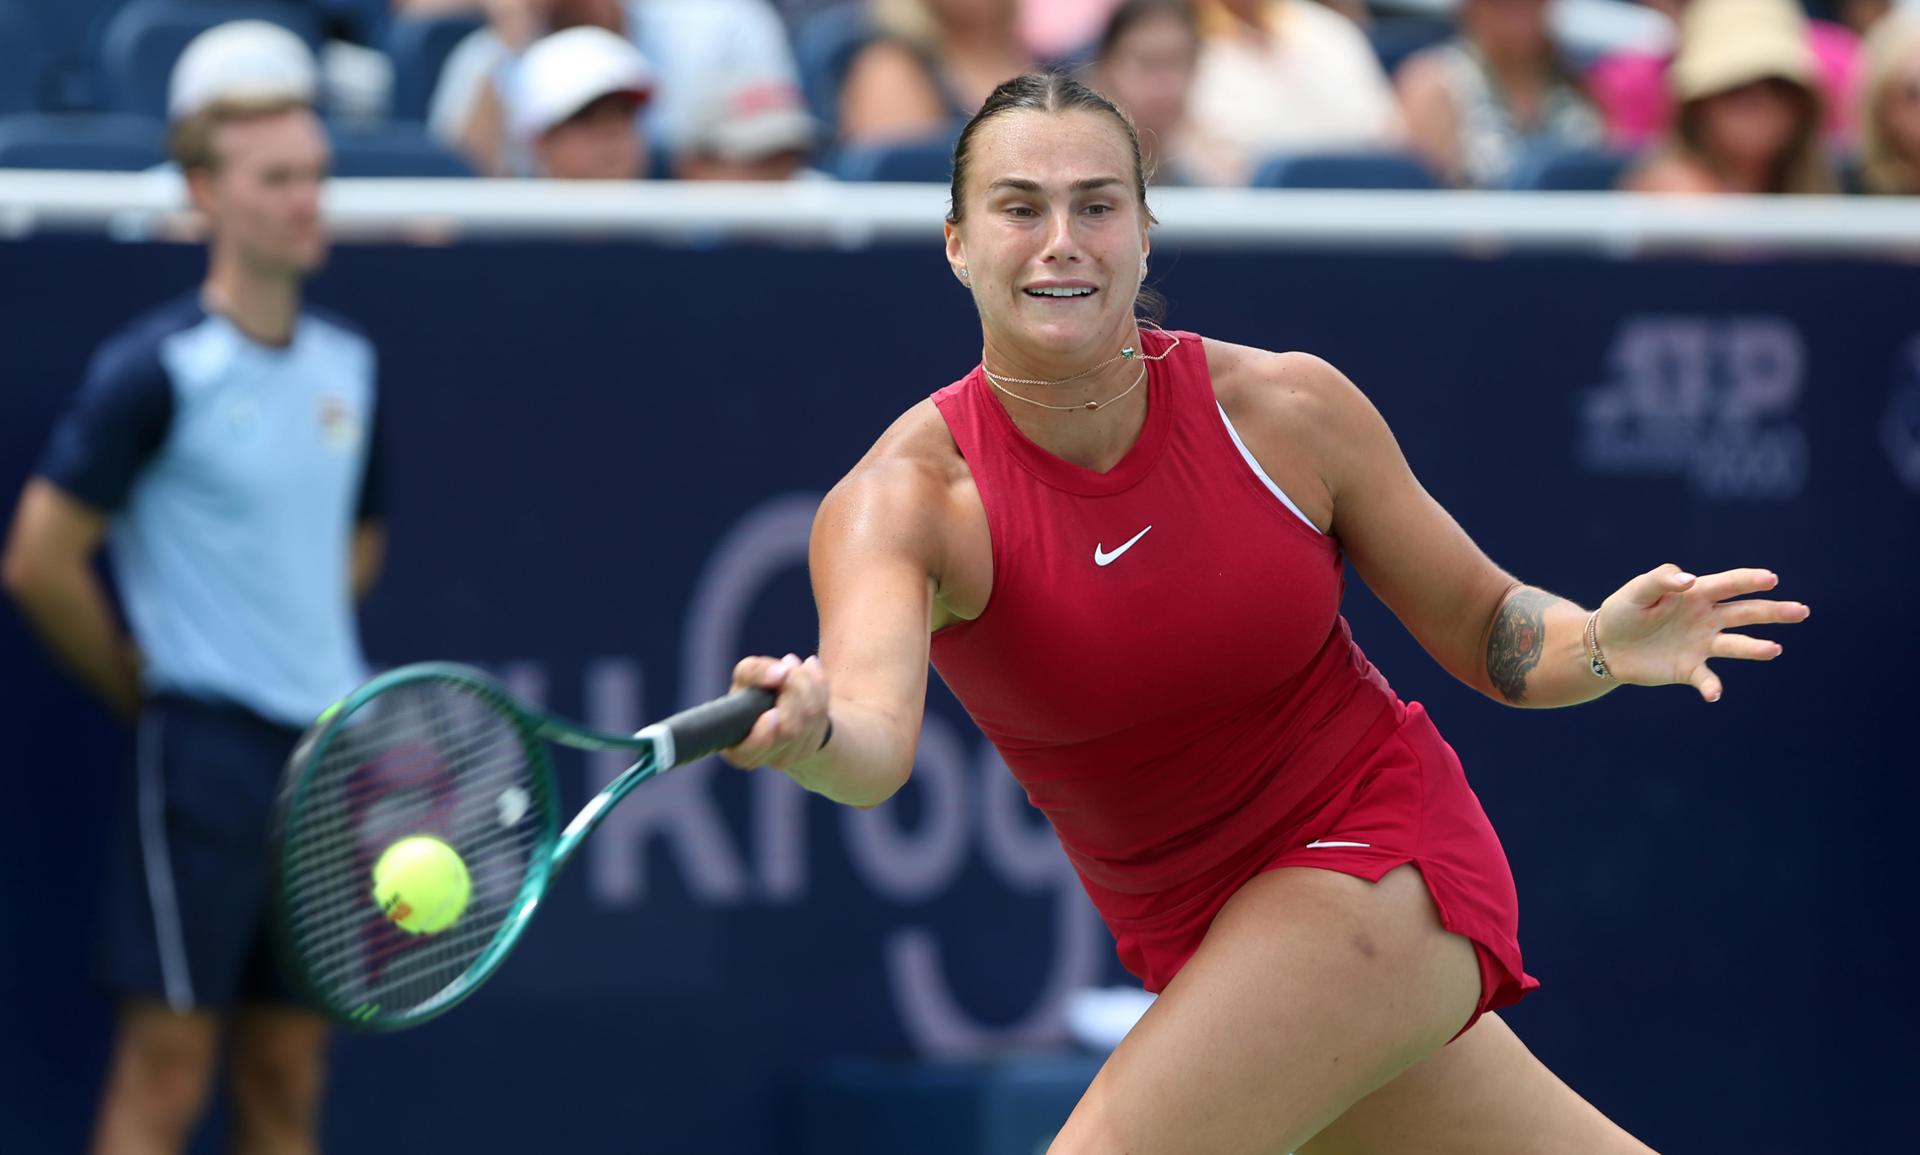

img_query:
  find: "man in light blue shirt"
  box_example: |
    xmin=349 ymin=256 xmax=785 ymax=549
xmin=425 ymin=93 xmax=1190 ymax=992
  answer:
xmin=2 ymin=79 xmax=383 ymax=1155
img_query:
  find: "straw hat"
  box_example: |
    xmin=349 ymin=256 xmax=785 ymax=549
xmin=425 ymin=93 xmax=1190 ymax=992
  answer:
xmin=1670 ymin=0 xmax=1817 ymax=104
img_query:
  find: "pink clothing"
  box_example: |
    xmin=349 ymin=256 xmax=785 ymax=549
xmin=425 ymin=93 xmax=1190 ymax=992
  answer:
xmin=1588 ymin=20 xmax=1862 ymax=148
xmin=1019 ymin=0 xmax=1124 ymax=59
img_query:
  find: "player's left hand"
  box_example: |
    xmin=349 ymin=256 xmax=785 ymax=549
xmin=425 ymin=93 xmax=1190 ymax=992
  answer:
xmin=1595 ymin=563 xmax=1811 ymax=702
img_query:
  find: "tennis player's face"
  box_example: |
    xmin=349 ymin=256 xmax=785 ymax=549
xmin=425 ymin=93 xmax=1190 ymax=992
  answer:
xmin=946 ymin=109 xmax=1149 ymax=361
xmin=205 ymin=108 xmax=330 ymax=277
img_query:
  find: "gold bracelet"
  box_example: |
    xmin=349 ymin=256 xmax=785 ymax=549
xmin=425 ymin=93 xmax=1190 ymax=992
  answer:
xmin=1584 ymin=609 xmax=1612 ymax=679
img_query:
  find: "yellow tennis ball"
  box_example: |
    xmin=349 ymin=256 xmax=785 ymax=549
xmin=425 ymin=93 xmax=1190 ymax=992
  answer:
xmin=371 ymin=835 xmax=471 ymax=935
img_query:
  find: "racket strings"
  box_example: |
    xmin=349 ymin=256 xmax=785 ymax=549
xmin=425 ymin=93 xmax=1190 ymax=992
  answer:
xmin=278 ymin=680 xmax=552 ymax=1018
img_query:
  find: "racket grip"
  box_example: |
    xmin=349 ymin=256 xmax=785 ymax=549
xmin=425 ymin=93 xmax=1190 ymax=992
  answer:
xmin=653 ymin=687 xmax=777 ymax=769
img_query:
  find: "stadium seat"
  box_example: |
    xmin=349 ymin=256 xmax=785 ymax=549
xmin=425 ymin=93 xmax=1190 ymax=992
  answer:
xmin=1251 ymin=152 xmax=1439 ymax=190
xmin=0 ymin=1 xmax=45 ymax=113
xmin=833 ymin=131 xmax=962 ymax=183
xmin=319 ymin=0 xmax=388 ymax=46
xmin=0 ymin=113 xmax=165 ymax=170
xmin=793 ymin=5 xmax=874 ymax=139
xmin=329 ymin=123 xmax=474 ymax=177
xmin=96 ymin=0 xmax=324 ymax=117
xmin=28 ymin=0 xmax=126 ymax=109
xmin=386 ymin=14 xmax=487 ymax=123
xmin=1503 ymin=146 xmax=1638 ymax=191
xmin=1366 ymin=16 xmax=1454 ymax=79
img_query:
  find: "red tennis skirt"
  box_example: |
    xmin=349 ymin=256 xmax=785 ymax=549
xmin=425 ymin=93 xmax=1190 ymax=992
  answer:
xmin=1090 ymin=702 xmax=1538 ymax=1038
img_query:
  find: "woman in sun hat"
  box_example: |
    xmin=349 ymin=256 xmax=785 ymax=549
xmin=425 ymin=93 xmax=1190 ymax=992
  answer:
xmin=1626 ymin=0 xmax=1837 ymax=193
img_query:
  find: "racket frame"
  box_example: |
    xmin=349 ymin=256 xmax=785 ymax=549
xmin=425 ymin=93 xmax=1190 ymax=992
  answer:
xmin=271 ymin=661 xmax=720 ymax=1031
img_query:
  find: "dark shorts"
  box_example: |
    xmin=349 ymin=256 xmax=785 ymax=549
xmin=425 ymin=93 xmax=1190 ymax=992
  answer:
xmin=96 ymin=694 xmax=307 ymax=1012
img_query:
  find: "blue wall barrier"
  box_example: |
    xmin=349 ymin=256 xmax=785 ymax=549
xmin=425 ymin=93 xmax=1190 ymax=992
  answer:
xmin=1 ymin=236 xmax=1914 ymax=1153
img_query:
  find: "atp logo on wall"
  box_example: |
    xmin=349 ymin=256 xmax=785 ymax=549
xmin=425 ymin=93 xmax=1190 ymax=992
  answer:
xmin=1579 ymin=316 xmax=1809 ymax=499
xmin=1881 ymin=336 xmax=1920 ymax=495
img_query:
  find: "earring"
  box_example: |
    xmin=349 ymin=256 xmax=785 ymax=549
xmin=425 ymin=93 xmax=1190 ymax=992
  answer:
xmin=957 ymin=267 xmax=971 ymax=283
xmin=1140 ymin=260 xmax=1149 ymax=278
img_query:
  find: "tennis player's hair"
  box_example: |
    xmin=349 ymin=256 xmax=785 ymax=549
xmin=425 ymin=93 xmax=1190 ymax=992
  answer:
xmin=947 ymin=72 xmax=1166 ymax=321
xmin=169 ymin=94 xmax=311 ymax=173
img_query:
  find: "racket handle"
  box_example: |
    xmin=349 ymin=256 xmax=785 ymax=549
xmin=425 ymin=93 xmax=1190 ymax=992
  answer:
xmin=645 ymin=687 xmax=778 ymax=769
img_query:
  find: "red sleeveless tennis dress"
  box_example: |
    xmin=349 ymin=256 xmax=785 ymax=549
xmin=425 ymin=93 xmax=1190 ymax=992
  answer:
xmin=928 ymin=328 xmax=1537 ymax=1030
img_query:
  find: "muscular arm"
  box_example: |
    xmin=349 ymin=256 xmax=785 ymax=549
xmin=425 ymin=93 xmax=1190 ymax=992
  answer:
xmin=1479 ymin=584 xmax=1617 ymax=707
xmin=726 ymin=428 xmax=957 ymax=806
xmin=1 ymin=479 xmax=141 ymax=720
xmin=1222 ymin=348 xmax=1619 ymax=708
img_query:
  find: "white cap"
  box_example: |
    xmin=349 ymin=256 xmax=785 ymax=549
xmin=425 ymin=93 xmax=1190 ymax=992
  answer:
xmin=509 ymin=27 xmax=654 ymax=140
xmin=680 ymin=74 xmax=816 ymax=163
xmin=167 ymin=20 xmax=318 ymax=122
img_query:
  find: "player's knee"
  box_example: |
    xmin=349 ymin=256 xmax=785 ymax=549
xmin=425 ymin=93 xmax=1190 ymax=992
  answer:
xmin=230 ymin=1033 xmax=327 ymax=1123
xmin=115 ymin=1024 xmax=217 ymax=1121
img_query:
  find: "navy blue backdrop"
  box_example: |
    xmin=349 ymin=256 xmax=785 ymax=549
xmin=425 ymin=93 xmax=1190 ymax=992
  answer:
xmin=1 ymin=235 xmax=1915 ymax=1152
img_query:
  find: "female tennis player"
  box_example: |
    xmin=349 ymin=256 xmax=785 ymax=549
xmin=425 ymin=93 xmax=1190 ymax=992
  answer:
xmin=723 ymin=73 xmax=1808 ymax=1154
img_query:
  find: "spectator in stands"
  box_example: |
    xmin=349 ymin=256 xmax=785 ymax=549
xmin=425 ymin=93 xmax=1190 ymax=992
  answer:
xmin=1090 ymin=0 xmax=1201 ymax=185
xmin=1177 ymin=0 xmax=1403 ymax=186
xmin=510 ymin=26 xmax=655 ymax=179
xmin=674 ymin=69 xmax=819 ymax=180
xmin=633 ymin=0 xmax=811 ymax=161
xmin=1395 ymin=0 xmax=1605 ymax=188
xmin=1836 ymin=0 xmax=1895 ymax=38
xmin=1859 ymin=12 xmax=1920 ymax=193
xmin=430 ymin=0 xmax=804 ymax=174
xmin=1588 ymin=0 xmax=1862 ymax=149
xmin=1021 ymin=0 xmax=1127 ymax=60
xmin=431 ymin=0 xmax=626 ymax=175
xmin=1625 ymin=0 xmax=1835 ymax=194
xmin=171 ymin=20 xmax=320 ymax=123
xmin=838 ymin=0 xmax=1039 ymax=145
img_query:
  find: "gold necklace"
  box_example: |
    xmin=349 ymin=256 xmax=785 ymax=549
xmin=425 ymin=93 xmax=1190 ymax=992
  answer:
xmin=980 ymin=327 xmax=1179 ymax=413
xmin=987 ymin=359 xmax=1147 ymax=412
xmin=982 ymin=345 xmax=1137 ymax=388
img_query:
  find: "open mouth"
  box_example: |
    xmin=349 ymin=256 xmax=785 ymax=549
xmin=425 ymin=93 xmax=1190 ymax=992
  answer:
xmin=1024 ymin=286 xmax=1098 ymax=300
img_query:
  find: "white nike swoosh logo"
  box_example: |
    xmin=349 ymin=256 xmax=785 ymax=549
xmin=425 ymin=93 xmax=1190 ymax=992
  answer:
xmin=1094 ymin=525 xmax=1152 ymax=567
xmin=1304 ymin=840 xmax=1371 ymax=849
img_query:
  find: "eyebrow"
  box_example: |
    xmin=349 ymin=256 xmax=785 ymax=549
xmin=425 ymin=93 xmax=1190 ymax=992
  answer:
xmin=986 ymin=177 xmax=1126 ymax=194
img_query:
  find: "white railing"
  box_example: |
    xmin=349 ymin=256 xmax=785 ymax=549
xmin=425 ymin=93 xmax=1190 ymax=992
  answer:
xmin=3 ymin=170 xmax=1919 ymax=255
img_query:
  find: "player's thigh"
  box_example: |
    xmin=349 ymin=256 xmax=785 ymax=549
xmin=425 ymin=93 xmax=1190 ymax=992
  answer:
xmin=1298 ymin=1012 xmax=1658 ymax=1155
xmin=1049 ymin=864 xmax=1481 ymax=1155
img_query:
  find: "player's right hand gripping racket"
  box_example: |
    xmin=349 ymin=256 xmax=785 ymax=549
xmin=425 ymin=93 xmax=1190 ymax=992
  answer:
xmin=269 ymin=662 xmax=773 ymax=1031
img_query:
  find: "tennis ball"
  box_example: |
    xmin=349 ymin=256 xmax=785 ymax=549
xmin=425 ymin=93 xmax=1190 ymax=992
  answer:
xmin=371 ymin=835 xmax=471 ymax=935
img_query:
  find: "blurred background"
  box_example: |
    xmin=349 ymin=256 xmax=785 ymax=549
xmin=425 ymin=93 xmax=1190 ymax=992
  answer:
xmin=2 ymin=0 xmax=1918 ymax=1152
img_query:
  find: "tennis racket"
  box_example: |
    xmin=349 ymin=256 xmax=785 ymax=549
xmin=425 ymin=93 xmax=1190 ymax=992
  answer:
xmin=269 ymin=661 xmax=773 ymax=1031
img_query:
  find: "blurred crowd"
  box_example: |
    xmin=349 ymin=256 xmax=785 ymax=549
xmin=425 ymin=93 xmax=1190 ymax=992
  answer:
xmin=4 ymin=0 xmax=1920 ymax=193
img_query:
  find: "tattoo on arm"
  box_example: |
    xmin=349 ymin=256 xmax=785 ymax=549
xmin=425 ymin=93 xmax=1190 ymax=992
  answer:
xmin=1486 ymin=587 xmax=1562 ymax=704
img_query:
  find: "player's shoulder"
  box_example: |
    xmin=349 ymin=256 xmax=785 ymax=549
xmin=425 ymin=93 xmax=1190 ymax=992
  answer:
xmin=1204 ymin=338 xmax=1360 ymax=414
xmin=300 ymin=304 xmax=376 ymax=355
xmin=83 ymin=293 xmax=210 ymax=396
xmin=837 ymin=398 xmax=963 ymax=499
xmin=818 ymin=399 xmax=965 ymax=546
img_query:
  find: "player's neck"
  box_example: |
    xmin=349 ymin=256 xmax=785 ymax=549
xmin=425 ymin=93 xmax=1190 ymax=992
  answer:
xmin=203 ymin=255 xmax=301 ymax=348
